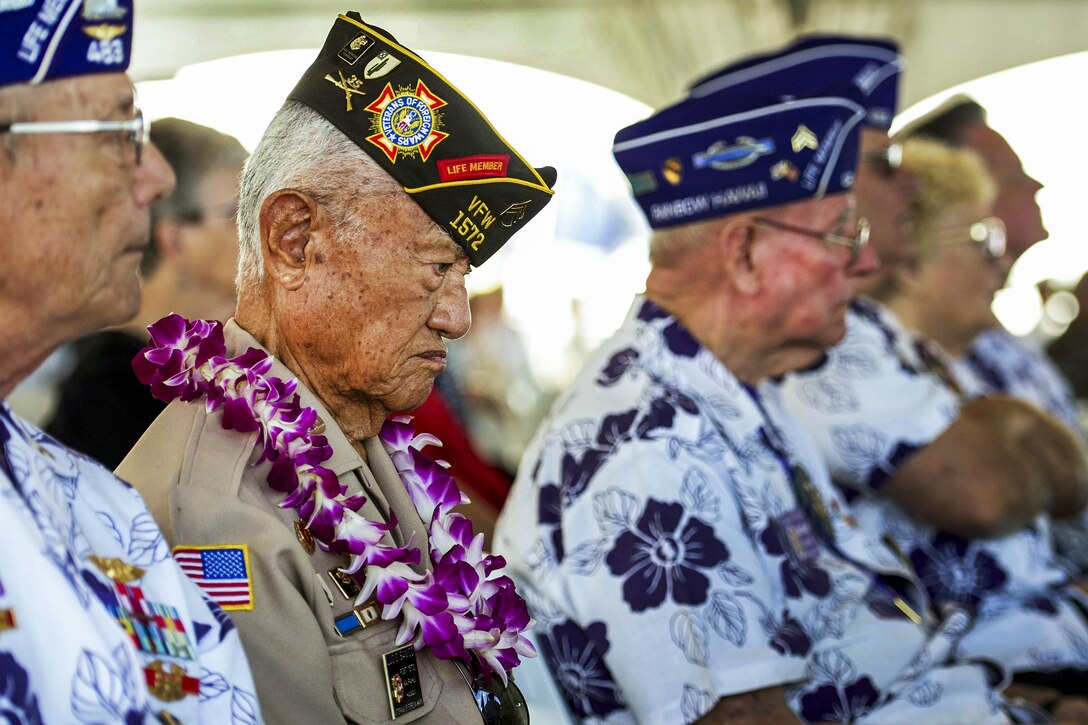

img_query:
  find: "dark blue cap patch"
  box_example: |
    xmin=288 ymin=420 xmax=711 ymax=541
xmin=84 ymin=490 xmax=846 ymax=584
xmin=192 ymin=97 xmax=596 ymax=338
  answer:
xmin=689 ymin=35 xmax=902 ymax=131
xmin=613 ymin=91 xmax=866 ymax=229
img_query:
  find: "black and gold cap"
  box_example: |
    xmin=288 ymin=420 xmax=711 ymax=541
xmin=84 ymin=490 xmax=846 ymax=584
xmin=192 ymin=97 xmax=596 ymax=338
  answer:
xmin=289 ymin=12 xmax=557 ymax=266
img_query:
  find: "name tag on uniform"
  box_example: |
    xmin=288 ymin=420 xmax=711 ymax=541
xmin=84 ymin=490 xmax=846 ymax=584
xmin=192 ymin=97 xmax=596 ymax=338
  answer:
xmin=382 ymin=644 xmax=424 ymax=718
xmin=779 ymin=509 xmax=820 ymax=564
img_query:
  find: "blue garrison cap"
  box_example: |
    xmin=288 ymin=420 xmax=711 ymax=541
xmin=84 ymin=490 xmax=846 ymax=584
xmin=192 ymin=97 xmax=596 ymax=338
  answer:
xmin=689 ymin=35 xmax=902 ymax=131
xmin=1 ymin=0 xmax=133 ymax=88
xmin=613 ymin=88 xmax=866 ymax=229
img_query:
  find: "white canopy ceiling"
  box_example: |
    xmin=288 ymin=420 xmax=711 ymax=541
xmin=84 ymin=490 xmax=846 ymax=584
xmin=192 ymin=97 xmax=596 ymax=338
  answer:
xmin=132 ymin=0 xmax=1088 ymax=109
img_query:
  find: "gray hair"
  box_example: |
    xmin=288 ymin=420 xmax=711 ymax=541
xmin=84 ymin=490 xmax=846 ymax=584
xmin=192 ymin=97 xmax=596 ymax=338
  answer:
xmin=648 ymin=216 xmax=728 ymax=266
xmin=235 ymin=100 xmax=403 ymax=293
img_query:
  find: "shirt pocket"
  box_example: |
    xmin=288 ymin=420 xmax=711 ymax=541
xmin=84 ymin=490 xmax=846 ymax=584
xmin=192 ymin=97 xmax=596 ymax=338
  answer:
xmin=328 ymin=618 xmax=444 ymax=724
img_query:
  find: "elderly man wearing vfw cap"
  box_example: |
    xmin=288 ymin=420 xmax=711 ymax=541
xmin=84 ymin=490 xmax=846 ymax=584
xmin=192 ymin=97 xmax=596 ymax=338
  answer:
xmin=494 ymin=48 xmax=1011 ymax=724
xmin=118 ymin=11 xmax=554 ymax=725
xmin=0 ymin=1 xmax=262 ymax=722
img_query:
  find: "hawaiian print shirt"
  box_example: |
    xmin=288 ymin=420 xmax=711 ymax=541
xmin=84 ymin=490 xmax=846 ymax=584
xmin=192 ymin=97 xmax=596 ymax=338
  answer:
xmin=957 ymin=327 xmax=1088 ymax=579
xmin=0 ymin=403 xmax=260 ymax=724
xmin=496 ymin=297 xmax=1007 ymax=724
xmin=779 ymin=299 xmax=1088 ymax=674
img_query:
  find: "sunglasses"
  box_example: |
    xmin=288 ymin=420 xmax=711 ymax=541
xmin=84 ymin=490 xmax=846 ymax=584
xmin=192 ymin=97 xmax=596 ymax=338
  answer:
xmin=751 ymin=215 xmax=871 ymax=266
xmin=0 ymin=104 xmax=149 ymax=165
xmin=861 ymin=142 xmax=903 ymax=178
xmin=456 ymin=662 xmax=530 ymax=725
xmin=937 ymin=216 xmax=1007 ymax=261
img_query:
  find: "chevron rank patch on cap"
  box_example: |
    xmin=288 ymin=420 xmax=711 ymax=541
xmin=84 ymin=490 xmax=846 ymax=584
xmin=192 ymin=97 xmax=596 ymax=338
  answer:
xmin=1 ymin=0 xmax=133 ymax=88
xmin=288 ymin=12 xmax=557 ymax=266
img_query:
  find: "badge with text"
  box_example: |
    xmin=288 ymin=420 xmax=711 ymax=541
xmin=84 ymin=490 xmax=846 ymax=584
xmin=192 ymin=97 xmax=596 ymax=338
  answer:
xmin=778 ymin=509 xmax=820 ymax=564
xmin=382 ymin=644 xmax=425 ymax=718
xmin=337 ymin=31 xmax=374 ymax=65
xmin=366 ymin=81 xmax=449 ymax=163
xmin=437 ymin=154 xmax=510 ymax=183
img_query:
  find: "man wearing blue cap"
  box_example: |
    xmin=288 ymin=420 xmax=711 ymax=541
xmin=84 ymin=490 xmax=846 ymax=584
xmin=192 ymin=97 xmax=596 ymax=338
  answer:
xmin=495 ymin=54 xmax=1010 ymax=722
xmin=0 ymin=1 xmax=262 ymax=722
xmin=119 ymin=12 xmax=554 ymax=725
xmin=757 ymin=38 xmax=1088 ymax=716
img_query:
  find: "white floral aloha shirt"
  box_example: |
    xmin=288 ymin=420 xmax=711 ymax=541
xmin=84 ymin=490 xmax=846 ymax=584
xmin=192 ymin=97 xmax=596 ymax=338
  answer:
xmin=496 ymin=297 xmax=1007 ymax=725
xmin=0 ymin=403 xmax=261 ymax=724
xmin=957 ymin=327 xmax=1088 ymax=579
xmin=779 ymin=299 xmax=1088 ymax=676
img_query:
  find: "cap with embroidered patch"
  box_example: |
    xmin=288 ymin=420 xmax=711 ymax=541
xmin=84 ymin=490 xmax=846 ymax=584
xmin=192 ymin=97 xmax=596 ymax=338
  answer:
xmin=288 ymin=12 xmax=556 ymax=266
xmin=1 ymin=0 xmax=133 ymax=88
xmin=689 ymin=35 xmax=902 ymax=131
xmin=613 ymin=86 xmax=866 ymax=229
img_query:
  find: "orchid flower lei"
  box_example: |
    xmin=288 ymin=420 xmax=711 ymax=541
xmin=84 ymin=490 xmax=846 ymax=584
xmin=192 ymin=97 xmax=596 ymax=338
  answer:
xmin=133 ymin=314 xmax=535 ymax=683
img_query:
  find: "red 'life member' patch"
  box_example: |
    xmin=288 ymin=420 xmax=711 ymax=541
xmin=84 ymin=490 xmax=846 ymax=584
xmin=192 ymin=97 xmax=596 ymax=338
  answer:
xmin=436 ymin=154 xmax=510 ymax=182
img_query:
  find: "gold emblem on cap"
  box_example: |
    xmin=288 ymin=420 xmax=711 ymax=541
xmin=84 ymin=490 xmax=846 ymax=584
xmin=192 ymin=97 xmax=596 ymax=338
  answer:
xmin=662 ymin=157 xmax=683 ymax=186
xmin=324 ymin=71 xmax=365 ymax=112
xmin=499 ymin=201 xmax=531 ymax=229
xmin=82 ymin=23 xmax=126 ymax=41
xmin=309 ymin=416 xmax=326 ymax=435
xmin=89 ymin=555 xmax=146 ymax=583
xmin=771 ymin=160 xmax=799 ymax=182
xmin=294 ymin=520 xmax=316 ymax=555
xmin=791 ymin=125 xmax=819 ymax=153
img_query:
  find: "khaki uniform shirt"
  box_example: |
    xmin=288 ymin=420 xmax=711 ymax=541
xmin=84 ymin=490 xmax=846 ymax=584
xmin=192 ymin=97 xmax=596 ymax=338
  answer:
xmin=118 ymin=320 xmax=481 ymax=725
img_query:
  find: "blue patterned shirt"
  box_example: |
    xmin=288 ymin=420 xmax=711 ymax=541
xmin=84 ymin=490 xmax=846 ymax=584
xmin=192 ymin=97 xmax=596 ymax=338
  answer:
xmin=0 ymin=403 xmax=261 ymax=724
xmin=779 ymin=300 xmax=1088 ymax=675
xmin=958 ymin=327 xmax=1088 ymax=579
xmin=496 ymin=297 xmax=1007 ymax=724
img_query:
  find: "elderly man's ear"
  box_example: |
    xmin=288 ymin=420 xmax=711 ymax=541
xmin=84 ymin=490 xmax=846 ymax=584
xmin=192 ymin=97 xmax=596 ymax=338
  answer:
xmin=721 ymin=220 xmax=763 ymax=295
xmin=261 ymin=189 xmax=322 ymax=290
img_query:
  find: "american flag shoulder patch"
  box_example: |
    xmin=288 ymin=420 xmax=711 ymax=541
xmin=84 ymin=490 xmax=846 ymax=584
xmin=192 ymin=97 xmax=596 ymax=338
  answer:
xmin=172 ymin=544 xmax=254 ymax=611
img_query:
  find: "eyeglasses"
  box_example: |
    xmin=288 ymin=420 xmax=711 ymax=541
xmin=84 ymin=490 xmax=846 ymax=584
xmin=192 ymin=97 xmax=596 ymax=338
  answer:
xmin=456 ymin=662 xmax=529 ymax=725
xmin=0 ymin=105 xmax=149 ymax=165
xmin=751 ymin=215 xmax=871 ymax=266
xmin=861 ymin=142 xmax=903 ymax=178
xmin=937 ymin=216 xmax=1007 ymax=261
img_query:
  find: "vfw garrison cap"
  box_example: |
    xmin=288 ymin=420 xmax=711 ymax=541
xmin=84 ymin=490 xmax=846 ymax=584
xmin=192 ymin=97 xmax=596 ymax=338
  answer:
xmin=689 ymin=35 xmax=903 ymax=130
xmin=289 ymin=12 xmax=557 ymax=266
xmin=1 ymin=0 xmax=133 ymax=87
xmin=613 ymin=87 xmax=866 ymax=229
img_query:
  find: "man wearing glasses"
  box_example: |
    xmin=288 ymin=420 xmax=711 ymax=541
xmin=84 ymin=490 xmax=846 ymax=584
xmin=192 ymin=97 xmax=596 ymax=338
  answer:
xmin=769 ymin=39 xmax=1088 ymax=719
xmin=496 ymin=46 xmax=1010 ymax=723
xmin=45 ymin=118 xmax=248 ymax=470
xmin=0 ymin=2 xmax=261 ymax=723
xmin=900 ymin=97 xmax=1088 ymax=583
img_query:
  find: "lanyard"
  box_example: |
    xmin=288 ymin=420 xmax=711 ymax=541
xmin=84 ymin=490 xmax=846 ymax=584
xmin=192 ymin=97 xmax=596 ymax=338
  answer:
xmin=740 ymin=384 xmax=924 ymax=625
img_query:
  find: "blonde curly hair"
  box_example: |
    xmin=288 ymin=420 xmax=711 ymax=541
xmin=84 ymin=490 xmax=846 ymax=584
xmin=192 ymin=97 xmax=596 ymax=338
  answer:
xmin=900 ymin=137 xmax=996 ymax=258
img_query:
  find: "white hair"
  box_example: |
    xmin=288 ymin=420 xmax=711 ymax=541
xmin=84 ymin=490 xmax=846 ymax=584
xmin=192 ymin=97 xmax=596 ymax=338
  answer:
xmin=235 ymin=100 xmax=404 ymax=292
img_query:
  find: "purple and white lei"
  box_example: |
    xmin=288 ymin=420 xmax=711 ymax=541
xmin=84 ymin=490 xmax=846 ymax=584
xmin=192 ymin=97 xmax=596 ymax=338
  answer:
xmin=133 ymin=314 xmax=535 ymax=682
